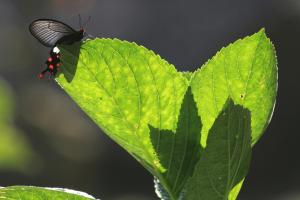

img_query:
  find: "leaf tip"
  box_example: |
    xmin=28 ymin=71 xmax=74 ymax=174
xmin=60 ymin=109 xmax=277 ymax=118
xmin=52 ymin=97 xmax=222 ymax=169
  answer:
xmin=258 ymin=27 xmax=266 ymax=33
xmin=256 ymin=27 xmax=269 ymax=40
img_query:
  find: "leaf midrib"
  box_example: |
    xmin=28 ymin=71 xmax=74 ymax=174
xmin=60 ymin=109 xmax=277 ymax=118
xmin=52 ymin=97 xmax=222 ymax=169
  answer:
xmin=242 ymin=32 xmax=264 ymax=103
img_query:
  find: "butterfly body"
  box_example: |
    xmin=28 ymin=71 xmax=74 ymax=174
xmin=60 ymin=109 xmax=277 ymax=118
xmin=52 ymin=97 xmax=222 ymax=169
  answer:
xmin=38 ymin=47 xmax=61 ymax=79
xmin=55 ymin=29 xmax=84 ymax=46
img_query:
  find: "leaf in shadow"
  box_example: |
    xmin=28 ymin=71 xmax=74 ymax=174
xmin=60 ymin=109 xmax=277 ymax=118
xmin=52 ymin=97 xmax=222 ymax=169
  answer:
xmin=185 ymin=99 xmax=252 ymax=200
xmin=149 ymin=87 xmax=202 ymax=199
xmin=58 ymin=41 xmax=82 ymax=82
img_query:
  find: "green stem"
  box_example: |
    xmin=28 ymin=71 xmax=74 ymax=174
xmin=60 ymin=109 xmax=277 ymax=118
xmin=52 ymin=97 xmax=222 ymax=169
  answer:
xmin=154 ymin=174 xmax=177 ymax=200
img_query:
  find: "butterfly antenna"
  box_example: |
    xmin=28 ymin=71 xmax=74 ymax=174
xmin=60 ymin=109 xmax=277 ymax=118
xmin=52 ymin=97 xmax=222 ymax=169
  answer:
xmin=83 ymin=16 xmax=91 ymax=28
xmin=78 ymin=14 xmax=82 ymax=28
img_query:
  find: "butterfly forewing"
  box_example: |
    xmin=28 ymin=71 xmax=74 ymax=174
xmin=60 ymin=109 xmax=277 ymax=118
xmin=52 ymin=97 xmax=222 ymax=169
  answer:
xmin=29 ymin=19 xmax=77 ymax=47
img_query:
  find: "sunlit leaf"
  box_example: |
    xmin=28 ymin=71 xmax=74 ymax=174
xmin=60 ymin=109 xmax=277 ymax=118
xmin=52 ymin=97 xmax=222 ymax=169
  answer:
xmin=0 ymin=186 xmax=97 ymax=200
xmin=56 ymin=39 xmax=188 ymax=173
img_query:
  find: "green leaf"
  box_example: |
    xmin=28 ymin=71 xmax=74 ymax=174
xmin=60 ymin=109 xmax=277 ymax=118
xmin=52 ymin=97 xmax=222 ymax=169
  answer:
xmin=55 ymin=29 xmax=277 ymax=199
xmin=149 ymin=87 xmax=202 ymax=199
xmin=184 ymin=99 xmax=252 ymax=200
xmin=0 ymin=186 xmax=97 ymax=200
xmin=56 ymin=39 xmax=189 ymax=172
xmin=0 ymin=124 xmax=34 ymax=171
xmin=187 ymin=29 xmax=277 ymax=198
xmin=191 ymin=29 xmax=277 ymax=147
xmin=228 ymin=180 xmax=244 ymax=200
xmin=0 ymin=78 xmax=35 ymax=172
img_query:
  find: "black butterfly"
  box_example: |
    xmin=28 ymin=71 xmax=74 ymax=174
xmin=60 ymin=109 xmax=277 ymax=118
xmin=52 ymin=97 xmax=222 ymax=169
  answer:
xmin=29 ymin=16 xmax=90 ymax=78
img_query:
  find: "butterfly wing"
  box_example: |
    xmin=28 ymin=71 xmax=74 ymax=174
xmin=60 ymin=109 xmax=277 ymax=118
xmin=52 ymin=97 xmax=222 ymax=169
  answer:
xmin=29 ymin=19 xmax=77 ymax=47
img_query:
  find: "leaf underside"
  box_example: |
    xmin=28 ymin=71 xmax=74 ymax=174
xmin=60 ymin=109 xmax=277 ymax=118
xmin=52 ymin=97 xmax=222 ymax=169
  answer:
xmin=54 ymin=29 xmax=277 ymax=200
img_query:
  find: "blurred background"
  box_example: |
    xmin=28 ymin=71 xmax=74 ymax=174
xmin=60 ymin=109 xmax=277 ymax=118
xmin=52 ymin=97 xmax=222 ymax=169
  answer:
xmin=0 ymin=0 xmax=298 ymax=199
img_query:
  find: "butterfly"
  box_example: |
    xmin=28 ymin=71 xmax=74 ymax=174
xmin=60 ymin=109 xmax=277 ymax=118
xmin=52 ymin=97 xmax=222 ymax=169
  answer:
xmin=29 ymin=16 xmax=90 ymax=78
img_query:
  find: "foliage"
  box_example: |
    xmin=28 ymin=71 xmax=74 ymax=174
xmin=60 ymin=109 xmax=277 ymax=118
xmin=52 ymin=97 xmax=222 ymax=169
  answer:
xmin=54 ymin=29 xmax=277 ymax=199
xmin=0 ymin=79 xmax=34 ymax=172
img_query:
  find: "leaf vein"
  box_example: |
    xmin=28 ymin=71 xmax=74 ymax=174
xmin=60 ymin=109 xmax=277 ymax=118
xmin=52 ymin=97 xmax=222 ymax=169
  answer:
xmin=243 ymin=33 xmax=264 ymax=102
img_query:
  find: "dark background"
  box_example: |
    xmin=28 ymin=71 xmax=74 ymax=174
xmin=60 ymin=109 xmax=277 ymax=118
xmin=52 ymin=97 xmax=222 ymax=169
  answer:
xmin=0 ymin=0 xmax=298 ymax=199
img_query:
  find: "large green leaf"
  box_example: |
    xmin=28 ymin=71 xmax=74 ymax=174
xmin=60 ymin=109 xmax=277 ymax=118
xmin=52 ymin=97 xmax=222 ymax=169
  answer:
xmin=0 ymin=186 xmax=97 ymax=200
xmin=184 ymin=99 xmax=251 ymax=200
xmin=57 ymin=39 xmax=189 ymax=173
xmin=55 ymin=29 xmax=277 ymax=199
